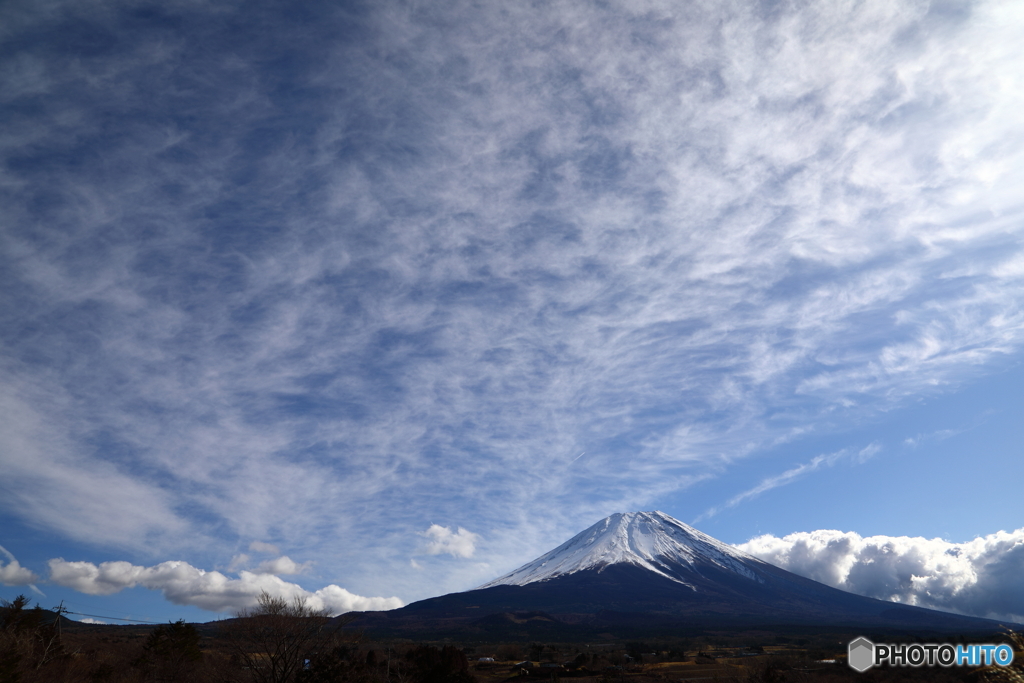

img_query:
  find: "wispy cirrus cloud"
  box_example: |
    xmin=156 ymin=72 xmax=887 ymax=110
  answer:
xmin=249 ymin=541 xmax=281 ymax=555
xmin=695 ymin=443 xmax=881 ymax=523
xmin=0 ymin=0 xmax=1023 ymax=606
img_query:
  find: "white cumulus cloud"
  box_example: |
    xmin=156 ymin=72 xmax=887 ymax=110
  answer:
xmin=0 ymin=544 xmax=39 ymax=586
xmin=254 ymin=556 xmax=311 ymax=575
xmin=422 ymin=525 xmax=480 ymax=559
xmin=0 ymin=559 xmax=37 ymax=586
xmin=735 ymin=528 xmax=1024 ymax=622
xmin=47 ymin=558 xmax=402 ymax=615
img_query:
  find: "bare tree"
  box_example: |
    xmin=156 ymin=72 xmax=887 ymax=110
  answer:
xmin=0 ymin=595 xmax=67 ymax=679
xmin=222 ymin=591 xmax=346 ymax=683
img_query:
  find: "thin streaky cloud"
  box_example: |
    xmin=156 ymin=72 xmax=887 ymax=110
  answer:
xmin=695 ymin=447 xmax=865 ymax=524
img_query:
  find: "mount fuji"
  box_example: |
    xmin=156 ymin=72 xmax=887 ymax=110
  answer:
xmin=348 ymin=512 xmax=1012 ymax=637
xmin=477 ymin=511 xmax=765 ymax=589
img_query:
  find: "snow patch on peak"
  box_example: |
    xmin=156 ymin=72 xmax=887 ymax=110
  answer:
xmin=479 ymin=511 xmax=765 ymax=589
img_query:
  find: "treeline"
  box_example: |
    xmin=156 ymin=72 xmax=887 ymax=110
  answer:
xmin=0 ymin=593 xmax=475 ymax=683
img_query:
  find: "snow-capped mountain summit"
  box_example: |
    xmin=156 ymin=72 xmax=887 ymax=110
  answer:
xmin=478 ymin=511 xmax=763 ymax=588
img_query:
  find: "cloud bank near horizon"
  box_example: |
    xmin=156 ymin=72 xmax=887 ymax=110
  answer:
xmin=40 ymin=526 xmax=1024 ymax=623
xmin=736 ymin=528 xmax=1024 ymax=623
xmin=46 ymin=557 xmax=402 ymax=616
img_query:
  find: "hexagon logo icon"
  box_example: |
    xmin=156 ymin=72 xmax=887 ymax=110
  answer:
xmin=848 ymin=637 xmax=875 ymax=672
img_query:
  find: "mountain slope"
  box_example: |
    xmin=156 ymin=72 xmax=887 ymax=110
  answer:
xmin=348 ymin=512 xmax=1014 ymax=638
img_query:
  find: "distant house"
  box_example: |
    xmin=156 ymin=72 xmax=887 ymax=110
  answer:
xmin=510 ymin=660 xmax=534 ymax=676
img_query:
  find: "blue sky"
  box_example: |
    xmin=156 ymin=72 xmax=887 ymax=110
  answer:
xmin=2 ymin=0 xmax=1023 ymax=624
